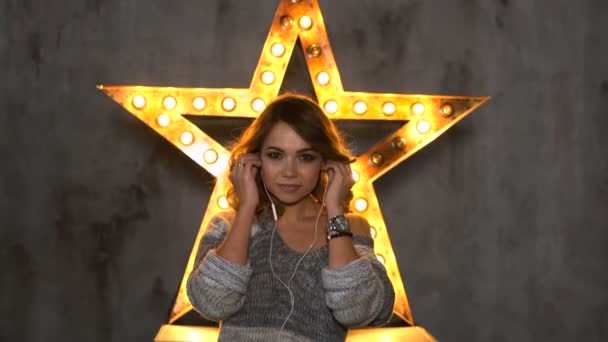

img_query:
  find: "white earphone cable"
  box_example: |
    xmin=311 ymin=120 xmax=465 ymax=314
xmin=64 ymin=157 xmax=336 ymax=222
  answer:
xmin=265 ymin=174 xmax=330 ymax=340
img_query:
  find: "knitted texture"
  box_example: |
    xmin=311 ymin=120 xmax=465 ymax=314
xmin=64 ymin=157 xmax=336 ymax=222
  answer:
xmin=187 ymin=212 xmax=395 ymax=341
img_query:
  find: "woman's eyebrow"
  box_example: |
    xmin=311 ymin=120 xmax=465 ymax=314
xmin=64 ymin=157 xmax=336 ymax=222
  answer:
xmin=264 ymin=146 xmax=317 ymax=153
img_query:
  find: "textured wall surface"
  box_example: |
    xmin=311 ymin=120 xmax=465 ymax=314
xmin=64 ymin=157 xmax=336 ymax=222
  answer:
xmin=1 ymin=0 xmax=607 ymax=341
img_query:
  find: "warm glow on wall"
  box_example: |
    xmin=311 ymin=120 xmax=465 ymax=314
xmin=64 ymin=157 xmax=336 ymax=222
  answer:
xmin=99 ymin=0 xmax=488 ymax=340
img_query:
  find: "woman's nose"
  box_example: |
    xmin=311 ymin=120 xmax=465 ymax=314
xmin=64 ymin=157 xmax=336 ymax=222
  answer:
xmin=282 ymin=158 xmax=297 ymax=177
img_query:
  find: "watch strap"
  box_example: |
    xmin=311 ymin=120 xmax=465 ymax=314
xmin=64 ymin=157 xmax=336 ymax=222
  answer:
xmin=326 ymin=231 xmax=353 ymax=241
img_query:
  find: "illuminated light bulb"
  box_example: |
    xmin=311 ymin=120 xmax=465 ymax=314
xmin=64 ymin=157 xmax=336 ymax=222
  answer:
xmin=179 ymin=131 xmax=194 ymax=146
xmin=132 ymin=95 xmax=146 ymax=109
xmin=217 ymin=195 xmax=229 ymax=209
xmin=251 ymin=98 xmax=266 ymax=112
xmin=440 ymin=103 xmax=454 ymax=117
xmin=351 ymin=170 xmax=360 ymax=182
xmin=270 ymin=43 xmax=285 ymax=57
xmin=299 ymin=16 xmax=312 ymax=30
xmin=354 ymin=198 xmax=368 ymax=212
xmin=280 ymin=15 xmax=294 ymax=30
xmin=163 ymin=96 xmax=177 ymax=111
xmin=391 ymin=137 xmax=407 ymax=151
xmin=306 ymin=44 xmax=321 ymax=58
xmin=261 ymin=70 xmax=276 ymax=85
xmin=324 ymin=100 xmax=338 ymax=114
xmin=370 ymin=226 xmax=377 ymax=238
xmin=411 ymin=102 xmax=425 ymax=115
xmin=353 ymin=101 xmax=367 ymax=115
xmin=156 ymin=113 xmax=171 ymax=127
xmin=376 ymin=254 xmax=385 ymax=264
xmin=416 ymin=120 xmax=431 ymax=134
xmin=382 ymin=102 xmax=396 ymax=116
xmin=192 ymin=96 xmax=206 ymax=111
xmin=316 ymin=71 xmax=330 ymax=85
xmin=203 ymin=149 xmax=218 ymax=164
xmin=222 ymin=97 xmax=236 ymax=112
xmin=370 ymin=152 xmax=384 ymax=167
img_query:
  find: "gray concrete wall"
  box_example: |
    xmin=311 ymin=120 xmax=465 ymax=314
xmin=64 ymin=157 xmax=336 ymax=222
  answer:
xmin=1 ymin=0 xmax=606 ymax=341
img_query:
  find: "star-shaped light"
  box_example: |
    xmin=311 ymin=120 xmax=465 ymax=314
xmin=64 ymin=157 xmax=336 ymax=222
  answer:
xmin=99 ymin=0 xmax=487 ymax=340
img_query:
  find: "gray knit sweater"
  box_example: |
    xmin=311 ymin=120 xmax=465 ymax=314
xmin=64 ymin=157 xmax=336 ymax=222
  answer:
xmin=187 ymin=211 xmax=395 ymax=341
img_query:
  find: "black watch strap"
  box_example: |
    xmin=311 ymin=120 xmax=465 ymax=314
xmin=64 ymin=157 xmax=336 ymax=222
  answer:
xmin=326 ymin=231 xmax=353 ymax=241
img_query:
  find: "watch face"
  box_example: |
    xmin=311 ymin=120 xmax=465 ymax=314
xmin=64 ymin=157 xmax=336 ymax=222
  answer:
xmin=333 ymin=215 xmax=350 ymax=233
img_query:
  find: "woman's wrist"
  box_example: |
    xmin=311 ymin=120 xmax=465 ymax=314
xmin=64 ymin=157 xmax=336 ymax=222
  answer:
xmin=325 ymin=205 xmax=343 ymax=219
xmin=238 ymin=201 xmax=258 ymax=214
xmin=233 ymin=204 xmax=256 ymax=228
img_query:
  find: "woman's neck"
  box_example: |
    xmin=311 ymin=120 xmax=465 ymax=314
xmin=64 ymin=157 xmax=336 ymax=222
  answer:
xmin=280 ymin=196 xmax=324 ymax=223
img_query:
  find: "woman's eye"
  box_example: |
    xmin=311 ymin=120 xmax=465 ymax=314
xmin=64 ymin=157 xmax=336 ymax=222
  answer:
xmin=267 ymin=152 xmax=281 ymax=159
xmin=299 ymin=154 xmax=316 ymax=161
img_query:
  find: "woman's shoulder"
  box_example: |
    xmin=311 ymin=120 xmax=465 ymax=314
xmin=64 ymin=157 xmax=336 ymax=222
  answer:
xmin=201 ymin=211 xmax=235 ymax=237
xmin=210 ymin=210 xmax=235 ymax=223
xmin=344 ymin=213 xmax=372 ymax=238
xmin=207 ymin=210 xmax=272 ymax=235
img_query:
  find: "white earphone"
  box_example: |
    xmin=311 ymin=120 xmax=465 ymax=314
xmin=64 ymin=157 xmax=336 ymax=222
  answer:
xmin=262 ymin=170 xmax=329 ymax=340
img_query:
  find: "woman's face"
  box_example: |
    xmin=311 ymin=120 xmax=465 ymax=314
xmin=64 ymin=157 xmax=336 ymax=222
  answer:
xmin=260 ymin=121 xmax=324 ymax=206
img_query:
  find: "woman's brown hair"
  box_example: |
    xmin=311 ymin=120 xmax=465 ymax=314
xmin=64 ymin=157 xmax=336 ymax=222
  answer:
xmin=226 ymin=93 xmax=354 ymax=217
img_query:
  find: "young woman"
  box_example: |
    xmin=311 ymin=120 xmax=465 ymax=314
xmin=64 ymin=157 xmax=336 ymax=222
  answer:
xmin=187 ymin=94 xmax=395 ymax=341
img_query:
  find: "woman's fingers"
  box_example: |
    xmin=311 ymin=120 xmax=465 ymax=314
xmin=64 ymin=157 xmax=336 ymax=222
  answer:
xmin=235 ymin=154 xmax=261 ymax=169
xmin=325 ymin=161 xmax=353 ymax=186
xmin=323 ymin=161 xmax=354 ymax=204
xmin=230 ymin=154 xmax=262 ymax=207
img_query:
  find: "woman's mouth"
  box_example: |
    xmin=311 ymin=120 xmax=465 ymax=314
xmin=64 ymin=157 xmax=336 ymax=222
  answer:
xmin=278 ymin=184 xmax=301 ymax=193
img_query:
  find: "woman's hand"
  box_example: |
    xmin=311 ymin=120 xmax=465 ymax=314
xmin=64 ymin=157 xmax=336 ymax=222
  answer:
xmin=322 ymin=160 xmax=355 ymax=216
xmin=229 ymin=153 xmax=262 ymax=211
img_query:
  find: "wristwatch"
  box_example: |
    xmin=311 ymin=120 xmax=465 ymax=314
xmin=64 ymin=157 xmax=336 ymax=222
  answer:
xmin=326 ymin=214 xmax=352 ymax=240
xmin=326 ymin=214 xmax=351 ymax=233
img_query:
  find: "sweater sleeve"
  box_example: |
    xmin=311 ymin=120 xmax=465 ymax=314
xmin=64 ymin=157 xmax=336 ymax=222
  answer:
xmin=186 ymin=212 xmax=253 ymax=321
xmin=321 ymin=235 xmax=395 ymax=327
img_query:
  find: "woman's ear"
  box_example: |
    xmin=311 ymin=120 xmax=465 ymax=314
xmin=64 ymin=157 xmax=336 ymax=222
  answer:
xmin=321 ymin=162 xmax=335 ymax=174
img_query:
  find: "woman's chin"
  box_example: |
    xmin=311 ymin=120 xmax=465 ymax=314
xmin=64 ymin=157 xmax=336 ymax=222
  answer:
xmin=272 ymin=193 xmax=311 ymax=207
